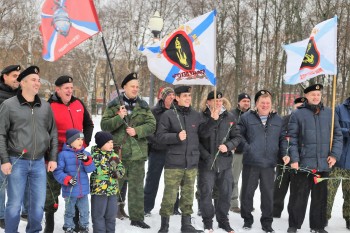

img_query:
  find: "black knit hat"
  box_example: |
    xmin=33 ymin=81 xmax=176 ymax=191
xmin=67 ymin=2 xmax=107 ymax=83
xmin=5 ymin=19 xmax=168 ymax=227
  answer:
xmin=95 ymin=131 xmax=113 ymax=148
xmin=17 ymin=65 xmax=40 ymax=82
xmin=238 ymin=93 xmax=251 ymax=102
xmin=66 ymin=128 xmax=84 ymax=145
xmin=121 ymin=72 xmax=137 ymax=88
xmin=55 ymin=75 xmax=73 ymax=86
xmin=254 ymin=90 xmax=272 ymax=103
xmin=1 ymin=65 xmax=21 ymax=81
xmin=174 ymin=86 xmax=191 ymax=95
xmin=207 ymin=91 xmax=223 ymax=100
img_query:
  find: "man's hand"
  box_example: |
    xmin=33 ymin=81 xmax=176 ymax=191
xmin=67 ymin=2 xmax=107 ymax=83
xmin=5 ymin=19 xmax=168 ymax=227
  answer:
xmin=327 ymin=156 xmax=336 ymax=168
xmin=126 ymin=127 xmax=137 ymax=137
xmin=69 ymin=178 xmax=77 ymax=186
xmin=179 ymin=130 xmax=187 ymax=141
xmin=1 ymin=163 xmax=12 ymax=175
xmin=291 ymin=162 xmax=299 ymax=170
xmin=218 ymin=144 xmax=228 ymax=153
xmin=117 ymin=106 xmax=127 ymax=119
xmin=47 ymin=161 xmax=57 ymax=172
xmin=282 ymin=156 xmax=290 ymax=165
xmin=210 ymin=107 xmax=219 ymax=120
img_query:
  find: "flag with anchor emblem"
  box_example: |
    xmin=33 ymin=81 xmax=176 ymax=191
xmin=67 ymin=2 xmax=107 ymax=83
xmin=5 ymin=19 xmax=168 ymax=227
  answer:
xmin=283 ymin=16 xmax=337 ymax=84
xmin=139 ymin=10 xmax=216 ymax=86
xmin=40 ymin=0 xmax=101 ymax=61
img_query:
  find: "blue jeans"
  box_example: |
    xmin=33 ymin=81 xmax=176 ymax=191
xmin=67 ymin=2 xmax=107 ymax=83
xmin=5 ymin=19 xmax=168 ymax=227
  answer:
xmin=64 ymin=195 xmax=89 ymax=229
xmin=5 ymin=157 xmax=47 ymax=233
xmin=144 ymin=150 xmax=166 ymax=213
xmin=0 ymin=171 xmax=6 ymax=219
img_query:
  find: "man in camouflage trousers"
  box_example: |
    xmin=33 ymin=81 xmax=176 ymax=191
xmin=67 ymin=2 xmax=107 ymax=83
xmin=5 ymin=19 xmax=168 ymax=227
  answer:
xmin=327 ymin=96 xmax=350 ymax=230
xmin=101 ymin=73 xmax=156 ymax=229
xmin=156 ymin=86 xmax=219 ymax=233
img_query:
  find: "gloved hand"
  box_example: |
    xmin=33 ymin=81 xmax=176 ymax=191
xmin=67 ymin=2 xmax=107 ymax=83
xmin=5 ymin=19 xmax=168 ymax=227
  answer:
xmin=109 ymin=156 xmax=120 ymax=171
xmin=110 ymin=162 xmax=125 ymax=179
xmin=76 ymin=152 xmax=88 ymax=162
xmin=69 ymin=177 xmax=77 ymax=186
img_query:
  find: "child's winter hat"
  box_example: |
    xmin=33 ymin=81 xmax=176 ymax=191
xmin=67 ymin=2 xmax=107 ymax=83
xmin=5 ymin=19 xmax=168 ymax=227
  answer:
xmin=66 ymin=128 xmax=84 ymax=145
xmin=95 ymin=131 xmax=114 ymax=148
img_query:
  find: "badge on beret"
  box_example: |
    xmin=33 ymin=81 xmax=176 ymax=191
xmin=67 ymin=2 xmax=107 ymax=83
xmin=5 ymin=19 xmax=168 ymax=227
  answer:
xmin=16 ymin=66 xmax=20 ymax=71
xmin=261 ymin=91 xmax=265 ymax=94
xmin=34 ymin=68 xmax=39 ymax=74
xmin=133 ymin=73 xmax=137 ymax=78
xmin=316 ymin=85 xmax=320 ymax=90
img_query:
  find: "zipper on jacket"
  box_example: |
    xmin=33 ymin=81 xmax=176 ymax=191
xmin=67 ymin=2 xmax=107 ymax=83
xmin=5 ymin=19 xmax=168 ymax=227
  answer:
xmin=32 ymin=107 xmax=37 ymax=159
xmin=68 ymin=106 xmax=75 ymax=128
xmin=183 ymin=113 xmax=188 ymax=169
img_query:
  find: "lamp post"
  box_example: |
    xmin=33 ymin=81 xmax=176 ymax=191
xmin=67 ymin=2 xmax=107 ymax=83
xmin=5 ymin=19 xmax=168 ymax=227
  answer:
xmin=148 ymin=11 xmax=164 ymax=107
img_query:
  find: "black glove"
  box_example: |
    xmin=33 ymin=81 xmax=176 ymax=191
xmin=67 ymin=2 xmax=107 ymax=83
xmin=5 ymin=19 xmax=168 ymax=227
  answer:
xmin=69 ymin=178 xmax=77 ymax=186
xmin=76 ymin=152 xmax=88 ymax=162
xmin=109 ymin=156 xmax=120 ymax=171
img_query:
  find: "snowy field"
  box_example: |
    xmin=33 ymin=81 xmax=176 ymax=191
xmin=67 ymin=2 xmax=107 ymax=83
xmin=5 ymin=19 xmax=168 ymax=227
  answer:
xmin=16 ymin=115 xmax=349 ymax=233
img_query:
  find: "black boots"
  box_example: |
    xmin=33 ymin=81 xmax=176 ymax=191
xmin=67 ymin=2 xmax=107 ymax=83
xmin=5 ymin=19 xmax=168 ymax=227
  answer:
xmin=44 ymin=212 xmax=55 ymax=233
xmin=158 ymin=216 xmax=170 ymax=233
xmin=181 ymin=215 xmax=203 ymax=233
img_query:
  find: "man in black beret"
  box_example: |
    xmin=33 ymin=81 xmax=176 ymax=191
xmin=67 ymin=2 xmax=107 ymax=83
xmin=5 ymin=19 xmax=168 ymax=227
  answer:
xmin=121 ymin=72 xmax=137 ymax=88
xmin=44 ymin=74 xmax=93 ymax=233
xmin=230 ymin=92 xmax=251 ymax=214
xmin=272 ymin=96 xmax=305 ymax=219
xmin=0 ymin=65 xmax=21 ymax=228
xmin=286 ymin=83 xmax=342 ymax=233
xmin=0 ymin=65 xmax=58 ymax=233
xmin=156 ymin=86 xmax=219 ymax=233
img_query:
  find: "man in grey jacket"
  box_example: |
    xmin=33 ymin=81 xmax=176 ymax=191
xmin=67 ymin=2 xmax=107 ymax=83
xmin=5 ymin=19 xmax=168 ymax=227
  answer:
xmin=0 ymin=66 xmax=58 ymax=233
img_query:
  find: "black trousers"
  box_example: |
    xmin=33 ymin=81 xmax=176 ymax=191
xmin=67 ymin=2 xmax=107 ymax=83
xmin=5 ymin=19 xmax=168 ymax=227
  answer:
xmin=288 ymin=172 xmax=328 ymax=229
xmin=198 ymin=167 xmax=232 ymax=223
xmin=241 ymin=165 xmax=275 ymax=228
xmin=273 ymin=165 xmax=291 ymax=217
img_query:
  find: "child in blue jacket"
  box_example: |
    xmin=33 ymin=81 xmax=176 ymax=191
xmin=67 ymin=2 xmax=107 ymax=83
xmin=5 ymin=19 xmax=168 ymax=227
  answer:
xmin=54 ymin=128 xmax=96 ymax=233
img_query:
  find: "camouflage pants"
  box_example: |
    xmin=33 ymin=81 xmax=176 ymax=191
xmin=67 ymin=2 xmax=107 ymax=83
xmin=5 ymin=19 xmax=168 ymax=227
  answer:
xmin=119 ymin=160 xmax=145 ymax=221
xmin=327 ymin=167 xmax=350 ymax=220
xmin=44 ymin=172 xmax=61 ymax=213
xmin=160 ymin=168 xmax=197 ymax=217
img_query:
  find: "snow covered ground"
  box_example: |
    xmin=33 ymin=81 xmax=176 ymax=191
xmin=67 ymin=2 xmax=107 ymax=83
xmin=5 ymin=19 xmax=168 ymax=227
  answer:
xmin=16 ymin=115 xmax=349 ymax=232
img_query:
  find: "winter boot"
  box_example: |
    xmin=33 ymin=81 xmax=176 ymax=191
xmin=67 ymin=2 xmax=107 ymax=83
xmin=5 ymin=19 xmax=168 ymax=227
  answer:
xmin=158 ymin=216 xmax=170 ymax=233
xmin=181 ymin=215 xmax=204 ymax=233
xmin=346 ymin=219 xmax=350 ymax=230
xmin=119 ymin=203 xmax=129 ymax=218
xmin=43 ymin=212 xmax=55 ymax=233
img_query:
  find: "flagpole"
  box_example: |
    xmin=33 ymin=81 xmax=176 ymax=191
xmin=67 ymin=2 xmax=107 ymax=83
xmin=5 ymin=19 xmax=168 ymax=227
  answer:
xmin=99 ymin=32 xmax=124 ymax=107
xmin=330 ymin=75 xmax=336 ymax=149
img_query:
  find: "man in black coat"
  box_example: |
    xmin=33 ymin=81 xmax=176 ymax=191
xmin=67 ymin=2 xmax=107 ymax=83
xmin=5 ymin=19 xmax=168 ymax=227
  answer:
xmin=287 ymin=84 xmax=343 ymax=233
xmin=273 ymin=97 xmax=306 ymax=218
xmin=198 ymin=91 xmax=241 ymax=233
xmin=0 ymin=65 xmax=21 ymax=229
xmin=239 ymin=90 xmax=285 ymax=233
xmin=156 ymin=86 xmax=218 ymax=233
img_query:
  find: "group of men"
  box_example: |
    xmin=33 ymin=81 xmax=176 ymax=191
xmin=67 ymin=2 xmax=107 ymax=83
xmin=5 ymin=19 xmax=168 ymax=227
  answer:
xmin=0 ymin=64 xmax=349 ymax=233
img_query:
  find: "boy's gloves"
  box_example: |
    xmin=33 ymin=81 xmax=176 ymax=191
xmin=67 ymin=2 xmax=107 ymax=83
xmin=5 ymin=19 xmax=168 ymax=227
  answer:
xmin=77 ymin=152 xmax=88 ymax=162
xmin=69 ymin=178 xmax=77 ymax=186
xmin=109 ymin=156 xmax=120 ymax=171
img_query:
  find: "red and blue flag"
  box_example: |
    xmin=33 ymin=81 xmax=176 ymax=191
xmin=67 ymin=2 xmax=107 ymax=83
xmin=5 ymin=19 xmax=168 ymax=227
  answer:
xmin=40 ymin=0 xmax=101 ymax=61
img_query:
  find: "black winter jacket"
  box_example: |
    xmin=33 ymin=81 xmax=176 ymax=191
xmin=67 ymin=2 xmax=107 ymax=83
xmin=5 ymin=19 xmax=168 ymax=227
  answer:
xmin=288 ymin=103 xmax=343 ymax=172
xmin=0 ymin=81 xmax=18 ymax=105
xmin=231 ymin=107 xmax=248 ymax=153
xmin=199 ymin=107 xmax=242 ymax=172
xmin=156 ymin=104 xmax=216 ymax=169
xmin=239 ymin=110 xmax=284 ymax=168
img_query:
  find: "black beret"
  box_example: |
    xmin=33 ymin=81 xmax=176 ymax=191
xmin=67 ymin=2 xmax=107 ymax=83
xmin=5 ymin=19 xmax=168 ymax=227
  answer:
xmin=55 ymin=75 xmax=73 ymax=86
xmin=174 ymin=85 xmax=192 ymax=95
xmin=304 ymin=84 xmax=323 ymax=94
xmin=294 ymin=97 xmax=306 ymax=104
xmin=238 ymin=93 xmax=251 ymax=102
xmin=121 ymin=72 xmax=137 ymax=88
xmin=1 ymin=65 xmax=21 ymax=81
xmin=207 ymin=91 xmax=223 ymax=100
xmin=254 ymin=90 xmax=272 ymax=103
xmin=17 ymin=65 xmax=40 ymax=82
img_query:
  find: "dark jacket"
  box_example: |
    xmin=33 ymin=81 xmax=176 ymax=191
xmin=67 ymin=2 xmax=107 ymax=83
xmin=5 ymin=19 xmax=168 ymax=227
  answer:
xmin=239 ymin=110 xmax=284 ymax=168
xmin=288 ymin=102 xmax=343 ymax=172
xmin=199 ymin=106 xmax=242 ymax=172
xmin=231 ymin=107 xmax=248 ymax=153
xmin=147 ymin=99 xmax=169 ymax=152
xmin=334 ymin=98 xmax=350 ymax=169
xmin=0 ymin=92 xmax=58 ymax=164
xmin=49 ymin=93 xmax=94 ymax=152
xmin=0 ymin=81 xmax=18 ymax=105
xmin=156 ymin=103 xmax=216 ymax=169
